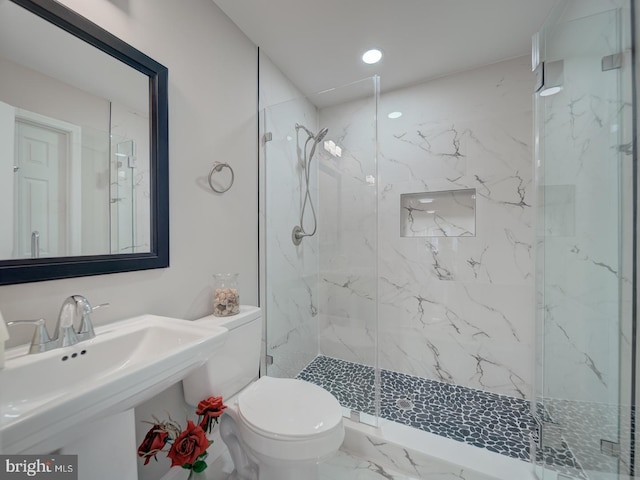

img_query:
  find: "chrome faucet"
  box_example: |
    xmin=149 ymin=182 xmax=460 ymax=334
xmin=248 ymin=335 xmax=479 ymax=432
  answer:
xmin=7 ymin=295 xmax=108 ymax=354
xmin=55 ymin=295 xmax=108 ymax=346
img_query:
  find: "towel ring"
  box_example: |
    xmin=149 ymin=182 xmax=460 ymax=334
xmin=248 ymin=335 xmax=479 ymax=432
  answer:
xmin=208 ymin=162 xmax=234 ymax=193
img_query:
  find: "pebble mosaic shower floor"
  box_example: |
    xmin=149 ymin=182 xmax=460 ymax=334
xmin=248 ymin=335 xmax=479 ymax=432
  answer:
xmin=297 ymin=355 xmax=586 ymax=479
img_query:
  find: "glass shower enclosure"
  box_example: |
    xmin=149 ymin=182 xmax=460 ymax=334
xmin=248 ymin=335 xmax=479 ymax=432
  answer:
xmin=534 ymin=1 xmax=636 ymax=478
xmin=260 ymin=2 xmax=640 ymax=476
xmin=260 ymin=76 xmax=380 ymax=424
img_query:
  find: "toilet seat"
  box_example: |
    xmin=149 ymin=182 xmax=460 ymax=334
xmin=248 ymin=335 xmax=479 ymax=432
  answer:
xmin=237 ymin=376 xmax=342 ymax=440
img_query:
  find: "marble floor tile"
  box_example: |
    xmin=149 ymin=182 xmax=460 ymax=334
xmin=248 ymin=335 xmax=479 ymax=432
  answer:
xmin=204 ymin=449 xmax=478 ymax=480
xmin=320 ymin=450 xmax=418 ymax=480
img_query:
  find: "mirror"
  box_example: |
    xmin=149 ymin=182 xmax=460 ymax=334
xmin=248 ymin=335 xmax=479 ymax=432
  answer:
xmin=0 ymin=0 xmax=168 ymax=285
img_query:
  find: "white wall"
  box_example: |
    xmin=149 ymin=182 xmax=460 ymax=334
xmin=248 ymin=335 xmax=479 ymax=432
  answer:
xmin=0 ymin=56 xmax=109 ymax=132
xmin=0 ymin=1 xmax=257 ymax=476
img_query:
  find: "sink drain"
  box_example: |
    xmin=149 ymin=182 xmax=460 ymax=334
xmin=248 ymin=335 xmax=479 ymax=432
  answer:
xmin=395 ymin=397 xmax=414 ymax=411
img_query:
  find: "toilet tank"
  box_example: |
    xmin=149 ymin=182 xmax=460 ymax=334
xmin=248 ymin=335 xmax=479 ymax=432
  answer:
xmin=182 ymin=305 xmax=261 ymax=406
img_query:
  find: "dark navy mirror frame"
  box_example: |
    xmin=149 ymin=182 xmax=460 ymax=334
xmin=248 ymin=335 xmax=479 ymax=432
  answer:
xmin=0 ymin=0 xmax=169 ymax=285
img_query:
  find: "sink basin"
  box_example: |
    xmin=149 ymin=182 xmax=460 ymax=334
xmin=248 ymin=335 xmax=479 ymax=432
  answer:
xmin=0 ymin=314 xmax=227 ymax=454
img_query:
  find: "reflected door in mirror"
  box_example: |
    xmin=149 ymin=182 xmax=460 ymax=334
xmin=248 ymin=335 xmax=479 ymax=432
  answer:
xmin=15 ymin=119 xmax=68 ymax=258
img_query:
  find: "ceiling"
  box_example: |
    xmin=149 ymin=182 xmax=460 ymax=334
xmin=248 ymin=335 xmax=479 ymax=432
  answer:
xmin=212 ymin=0 xmax=558 ymax=100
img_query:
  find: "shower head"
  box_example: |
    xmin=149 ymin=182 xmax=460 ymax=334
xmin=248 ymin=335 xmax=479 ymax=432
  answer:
xmin=308 ymin=127 xmax=328 ymax=159
xmin=316 ymin=127 xmax=329 ymax=143
xmin=295 ymin=123 xmax=328 ymax=142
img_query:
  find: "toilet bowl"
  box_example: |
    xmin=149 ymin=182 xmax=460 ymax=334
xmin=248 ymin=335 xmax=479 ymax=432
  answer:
xmin=181 ymin=306 xmax=344 ymax=480
xmin=221 ymin=376 xmax=344 ymax=480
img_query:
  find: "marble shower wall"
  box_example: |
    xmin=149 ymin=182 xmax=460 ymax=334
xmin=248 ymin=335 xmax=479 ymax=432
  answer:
xmin=319 ymin=57 xmax=536 ymax=399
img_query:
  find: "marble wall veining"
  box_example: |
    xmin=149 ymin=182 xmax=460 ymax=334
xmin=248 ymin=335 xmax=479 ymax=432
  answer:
xmin=318 ymin=56 xmax=536 ymax=400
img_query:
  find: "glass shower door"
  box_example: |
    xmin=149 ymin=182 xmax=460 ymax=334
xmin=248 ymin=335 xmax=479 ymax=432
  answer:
xmin=261 ymin=95 xmax=321 ymax=379
xmin=535 ymin=1 xmax=635 ymax=479
xmin=260 ymin=77 xmax=380 ymax=425
xmin=110 ymin=137 xmax=136 ymax=253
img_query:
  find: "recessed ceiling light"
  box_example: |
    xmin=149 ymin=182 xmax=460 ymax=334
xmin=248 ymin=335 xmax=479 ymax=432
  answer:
xmin=362 ymin=49 xmax=382 ymax=65
xmin=388 ymin=111 xmax=402 ymax=119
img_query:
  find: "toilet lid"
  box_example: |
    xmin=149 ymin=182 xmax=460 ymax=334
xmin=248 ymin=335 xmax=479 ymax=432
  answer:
xmin=238 ymin=377 xmax=342 ymax=438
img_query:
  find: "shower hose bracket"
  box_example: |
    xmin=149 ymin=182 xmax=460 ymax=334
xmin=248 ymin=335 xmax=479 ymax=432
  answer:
xmin=292 ymin=226 xmax=304 ymax=246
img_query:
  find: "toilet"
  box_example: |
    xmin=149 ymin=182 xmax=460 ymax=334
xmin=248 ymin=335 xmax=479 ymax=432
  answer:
xmin=182 ymin=306 xmax=344 ymax=480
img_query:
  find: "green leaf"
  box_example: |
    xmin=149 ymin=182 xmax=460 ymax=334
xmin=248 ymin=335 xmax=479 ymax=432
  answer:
xmin=181 ymin=463 xmax=192 ymax=470
xmin=193 ymin=460 xmax=207 ymax=473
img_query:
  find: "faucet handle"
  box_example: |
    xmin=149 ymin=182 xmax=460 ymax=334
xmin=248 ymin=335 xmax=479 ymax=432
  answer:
xmin=57 ymin=300 xmax=80 ymax=347
xmin=77 ymin=302 xmax=109 ymax=336
xmin=7 ymin=319 xmax=52 ymax=354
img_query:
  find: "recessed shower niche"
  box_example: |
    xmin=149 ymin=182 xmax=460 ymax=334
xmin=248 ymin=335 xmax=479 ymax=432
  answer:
xmin=400 ymin=188 xmax=476 ymax=237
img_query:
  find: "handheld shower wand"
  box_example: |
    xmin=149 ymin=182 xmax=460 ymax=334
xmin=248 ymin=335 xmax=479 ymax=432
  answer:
xmin=292 ymin=124 xmax=329 ymax=245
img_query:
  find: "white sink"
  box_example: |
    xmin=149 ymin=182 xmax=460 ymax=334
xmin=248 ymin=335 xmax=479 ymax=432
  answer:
xmin=0 ymin=314 xmax=227 ymax=454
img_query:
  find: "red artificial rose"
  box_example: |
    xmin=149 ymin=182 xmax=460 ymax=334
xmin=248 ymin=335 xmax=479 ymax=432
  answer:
xmin=167 ymin=421 xmax=209 ymax=467
xmin=196 ymin=396 xmax=227 ymax=433
xmin=137 ymin=424 xmax=169 ymax=465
